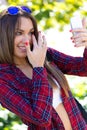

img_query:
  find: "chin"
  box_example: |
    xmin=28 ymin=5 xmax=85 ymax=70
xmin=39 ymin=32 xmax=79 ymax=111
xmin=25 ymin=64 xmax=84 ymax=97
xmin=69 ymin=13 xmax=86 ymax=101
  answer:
xmin=21 ymin=53 xmax=27 ymax=58
xmin=17 ymin=53 xmax=27 ymax=58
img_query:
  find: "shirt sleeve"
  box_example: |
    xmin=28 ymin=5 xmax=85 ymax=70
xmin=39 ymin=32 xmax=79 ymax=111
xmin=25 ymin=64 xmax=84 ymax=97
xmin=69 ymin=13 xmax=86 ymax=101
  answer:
xmin=47 ymin=47 xmax=87 ymax=76
xmin=0 ymin=67 xmax=53 ymax=127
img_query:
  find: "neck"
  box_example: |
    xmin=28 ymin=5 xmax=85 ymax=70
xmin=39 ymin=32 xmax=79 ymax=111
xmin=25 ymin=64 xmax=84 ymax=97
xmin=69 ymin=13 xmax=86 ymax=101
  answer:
xmin=14 ymin=57 xmax=28 ymax=66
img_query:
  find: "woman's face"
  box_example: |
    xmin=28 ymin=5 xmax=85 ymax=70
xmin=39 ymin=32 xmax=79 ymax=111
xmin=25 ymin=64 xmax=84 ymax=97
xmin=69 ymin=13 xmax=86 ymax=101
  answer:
xmin=14 ymin=17 xmax=34 ymax=59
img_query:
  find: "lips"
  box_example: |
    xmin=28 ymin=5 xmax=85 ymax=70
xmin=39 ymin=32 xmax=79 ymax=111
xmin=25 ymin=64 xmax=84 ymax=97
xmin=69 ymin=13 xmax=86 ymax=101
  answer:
xmin=18 ymin=46 xmax=26 ymax=52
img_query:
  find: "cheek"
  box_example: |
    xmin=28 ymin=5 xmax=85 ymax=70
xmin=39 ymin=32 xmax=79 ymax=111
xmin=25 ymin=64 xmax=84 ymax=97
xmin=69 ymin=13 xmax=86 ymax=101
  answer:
xmin=28 ymin=34 xmax=32 ymax=42
xmin=14 ymin=34 xmax=33 ymax=45
xmin=14 ymin=36 xmax=22 ymax=45
xmin=27 ymin=35 xmax=33 ymax=46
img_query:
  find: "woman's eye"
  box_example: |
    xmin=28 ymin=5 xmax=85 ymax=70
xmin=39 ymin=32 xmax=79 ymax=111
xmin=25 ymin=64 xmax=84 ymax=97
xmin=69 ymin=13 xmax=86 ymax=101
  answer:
xmin=28 ymin=32 xmax=34 ymax=35
xmin=15 ymin=31 xmax=22 ymax=36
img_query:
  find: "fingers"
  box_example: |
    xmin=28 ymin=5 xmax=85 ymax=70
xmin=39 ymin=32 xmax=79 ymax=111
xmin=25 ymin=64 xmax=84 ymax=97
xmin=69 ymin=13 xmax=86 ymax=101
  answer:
xmin=24 ymin=41 xmax=32 ymax=54
xmin=32 ymin=31 xmax=44 ymax=47
xmin=74 ymin=36 xmax=87 ymax=43
xmin=74 ymin=41 xmax=87 ymax=47
xmin=24 ymin=32 xmax=47 ymax=67
xmin=71 ymin=28 xmax=87 ymax=34
xmin=25 ymin=31 xmax=47 ymax=51
xmin=38 ymin=31 xmax=43 ymax=46
xmin=43 ymin=35 xmax=47 ymax=47
xmin=32 ymin=31 xmax=47 ymax=47
xmin=32 ymin=34 xmax=38 ymax=49
xmin=71 ymin=34 xmax=87 ymax=47
xmin=73 ymin=32 xmax=87 ymax=40
xmin=82 ymin=17 xmax=87 ymax=29
xmin=70 ymin=27 xmax=87 ymax=47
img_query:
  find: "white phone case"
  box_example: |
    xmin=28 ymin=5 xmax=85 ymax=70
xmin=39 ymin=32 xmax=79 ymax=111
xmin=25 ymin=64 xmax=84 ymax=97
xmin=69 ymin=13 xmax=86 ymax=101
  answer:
xmin=70 ymin=16 xmax=82 ymax=36
xmin=70 ymin=16 xmax=82 ymax=29
xmin=70 ymin=16 xmax=83 ymax=44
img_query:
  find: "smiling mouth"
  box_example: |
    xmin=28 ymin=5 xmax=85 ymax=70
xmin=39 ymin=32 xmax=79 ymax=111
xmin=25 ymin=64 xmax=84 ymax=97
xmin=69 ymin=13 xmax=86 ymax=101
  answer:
xmin=18 ymin=46 xmax=26 ymax=51
xmin=18 ymin=43 xmax=33 ymax=51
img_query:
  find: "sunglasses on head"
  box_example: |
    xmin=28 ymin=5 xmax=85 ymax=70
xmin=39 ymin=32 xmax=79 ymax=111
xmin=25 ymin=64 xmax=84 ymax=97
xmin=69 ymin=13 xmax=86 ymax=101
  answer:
xmin=7 ymin=6 xmax=32 ymax=15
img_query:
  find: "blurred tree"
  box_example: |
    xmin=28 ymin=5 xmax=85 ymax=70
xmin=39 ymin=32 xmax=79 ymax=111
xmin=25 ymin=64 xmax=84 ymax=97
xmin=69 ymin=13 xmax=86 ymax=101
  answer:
xmin=0 ymin=105 xmax=27 ymax=130
xmin=66 ymin=75 xmax=87 ymax=111
xmin=1 ymin=0 xmax=86 ymax=30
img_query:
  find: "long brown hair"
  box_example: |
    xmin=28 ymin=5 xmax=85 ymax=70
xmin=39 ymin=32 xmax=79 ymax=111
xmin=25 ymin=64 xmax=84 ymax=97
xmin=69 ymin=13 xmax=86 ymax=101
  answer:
xmin=0 ymin=8 xmax=70 ymax=96
xmin=0 ymin=11 xmax=38 ymax=64
xmin=45 ymin=60 xmax=70 ymax=97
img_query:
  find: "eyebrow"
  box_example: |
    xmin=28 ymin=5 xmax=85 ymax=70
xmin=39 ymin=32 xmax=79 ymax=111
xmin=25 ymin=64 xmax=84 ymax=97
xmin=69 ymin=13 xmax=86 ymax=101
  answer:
xmin=15 ymin=28 xmax=34 ymax=32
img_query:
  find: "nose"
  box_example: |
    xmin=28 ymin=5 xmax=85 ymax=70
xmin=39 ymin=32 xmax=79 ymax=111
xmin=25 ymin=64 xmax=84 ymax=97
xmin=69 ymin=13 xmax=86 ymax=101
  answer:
xmin=23 ymin=34 xmax=31 ymax=44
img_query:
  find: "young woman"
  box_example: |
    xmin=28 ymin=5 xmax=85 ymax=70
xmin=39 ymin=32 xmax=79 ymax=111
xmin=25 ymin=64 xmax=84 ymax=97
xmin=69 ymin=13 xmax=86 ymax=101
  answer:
xmin=0 ymin=6 xmax=87 ymax=130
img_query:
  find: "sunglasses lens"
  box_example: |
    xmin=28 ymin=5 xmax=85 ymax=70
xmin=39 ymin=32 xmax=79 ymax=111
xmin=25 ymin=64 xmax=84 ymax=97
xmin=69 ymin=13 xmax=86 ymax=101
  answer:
xmin=7 ymin=6 xmax=32 ymax=15
xmin=21 ymin=6 xmax=32 ymax=13
xmin=8 ymin=7 xmax=19 ymax=15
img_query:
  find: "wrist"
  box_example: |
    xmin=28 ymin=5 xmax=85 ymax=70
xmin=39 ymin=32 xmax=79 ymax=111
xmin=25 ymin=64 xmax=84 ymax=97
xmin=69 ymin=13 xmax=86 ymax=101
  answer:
xmin=32 ymin=63 xmax=44 ymax=68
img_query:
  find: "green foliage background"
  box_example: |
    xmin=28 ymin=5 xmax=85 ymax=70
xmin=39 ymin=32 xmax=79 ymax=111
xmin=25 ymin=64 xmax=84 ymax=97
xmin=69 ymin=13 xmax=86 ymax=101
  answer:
xmin=0 ymin=0 xmax=87 ymax=129
xmin=1 ymin=0 xmax=87 ymax=30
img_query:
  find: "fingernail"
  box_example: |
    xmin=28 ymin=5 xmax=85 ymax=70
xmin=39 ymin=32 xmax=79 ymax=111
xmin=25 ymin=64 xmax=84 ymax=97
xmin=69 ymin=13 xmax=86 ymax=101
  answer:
xmin=25 ymin=42 xmax=28 ymax=46
xmin=74 ymin=44 xmax=77 ymax=47
xmin=69 ymin=30 xmax=72 ymax=32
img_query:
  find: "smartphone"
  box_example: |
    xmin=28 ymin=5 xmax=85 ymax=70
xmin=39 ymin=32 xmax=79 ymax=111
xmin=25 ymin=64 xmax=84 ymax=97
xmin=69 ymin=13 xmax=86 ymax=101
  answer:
xmin=70 ymin=15 xmax=83 ymax=35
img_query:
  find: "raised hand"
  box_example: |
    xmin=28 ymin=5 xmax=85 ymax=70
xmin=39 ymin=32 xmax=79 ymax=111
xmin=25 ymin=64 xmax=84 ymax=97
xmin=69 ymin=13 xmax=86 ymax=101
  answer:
xmin=71 ymin=18 xmax=87 ymax=48
xmin=25 ymin=32 xmax=47 ymax=68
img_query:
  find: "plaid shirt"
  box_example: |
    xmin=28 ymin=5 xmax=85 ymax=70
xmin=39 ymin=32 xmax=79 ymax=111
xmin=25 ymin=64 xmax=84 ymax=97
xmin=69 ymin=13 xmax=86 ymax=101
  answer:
xmin=0 ymin=47 xmax=87 ymax=130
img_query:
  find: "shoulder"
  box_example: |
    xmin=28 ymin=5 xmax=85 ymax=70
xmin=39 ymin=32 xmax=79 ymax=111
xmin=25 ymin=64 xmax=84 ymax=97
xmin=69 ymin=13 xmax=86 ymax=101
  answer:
xmin=0 ymin=64 xmax=11 ymax=71
xmin=0 ymin=64 xmax=14 ymax=79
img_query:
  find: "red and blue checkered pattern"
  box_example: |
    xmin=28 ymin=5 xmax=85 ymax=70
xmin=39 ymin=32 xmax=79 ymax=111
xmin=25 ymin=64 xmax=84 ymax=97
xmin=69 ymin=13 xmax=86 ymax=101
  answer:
xmin=0 ymin=47 xmax=87 ymax=130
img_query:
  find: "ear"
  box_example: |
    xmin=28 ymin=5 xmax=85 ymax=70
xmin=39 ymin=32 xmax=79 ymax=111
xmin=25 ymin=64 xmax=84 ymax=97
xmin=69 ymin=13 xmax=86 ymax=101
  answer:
xmin=82 ymin=17 xmax=87 ymax=28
